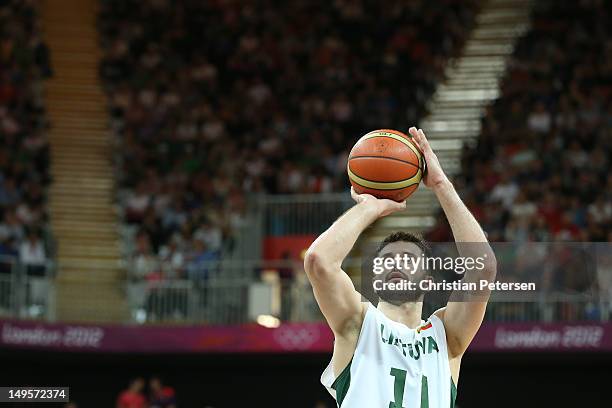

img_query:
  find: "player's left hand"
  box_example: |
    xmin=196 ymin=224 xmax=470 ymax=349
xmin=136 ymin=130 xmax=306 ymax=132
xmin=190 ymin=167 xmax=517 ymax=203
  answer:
xmin=408 ymin=127 xmax=449 ymax=189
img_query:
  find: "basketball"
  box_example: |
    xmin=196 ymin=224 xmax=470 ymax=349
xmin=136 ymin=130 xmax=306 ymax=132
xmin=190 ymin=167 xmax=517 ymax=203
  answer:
xmin=347 ymin=129 xmax=426 ymax=202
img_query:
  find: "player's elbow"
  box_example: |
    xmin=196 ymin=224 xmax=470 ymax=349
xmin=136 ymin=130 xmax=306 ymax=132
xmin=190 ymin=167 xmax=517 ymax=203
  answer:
xmin=303 ymin=248 xmax=335 ymax=280
xmin=481 ymin=253 xmax=497 ymax=281
xmin=303 ymin=249 xmax=324 ymax=276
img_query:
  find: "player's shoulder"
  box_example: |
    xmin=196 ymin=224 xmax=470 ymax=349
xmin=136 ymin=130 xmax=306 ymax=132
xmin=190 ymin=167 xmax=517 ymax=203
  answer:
xmin=426 ymin=307 xmax=448 ymax=333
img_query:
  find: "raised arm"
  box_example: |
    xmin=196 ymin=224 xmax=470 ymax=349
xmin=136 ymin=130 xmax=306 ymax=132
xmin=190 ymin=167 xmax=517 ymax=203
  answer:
xmin=409 ymin=127 xmax=497 ymax=358
xmin=304 ymin=189 xmax=406 ymax=337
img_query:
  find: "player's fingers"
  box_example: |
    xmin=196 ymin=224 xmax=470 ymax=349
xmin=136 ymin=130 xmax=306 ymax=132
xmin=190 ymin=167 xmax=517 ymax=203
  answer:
xmin=417 ymin=128 xmax=433 ymax=153
xmin=409 ymin=127 xmax=423 ymax=147
xmin=381 ymin=200 xmax=405 ymax=216
xmin=408 ymin=127 xmax=419 ymax=138
xmin=416 ymin=128 xmax=428 ymax=146
xmin=418 ymin=128 xmax=428 ymax=142
xmin=389 ymin=199 xmax=407 ymax=210
xmin=409 ymin=127 xmax=423 ymax=149
xmin=412 ymin=132 xmax=427 ymax=155
xmin=411 ymin=127 xmax=424 ymax=142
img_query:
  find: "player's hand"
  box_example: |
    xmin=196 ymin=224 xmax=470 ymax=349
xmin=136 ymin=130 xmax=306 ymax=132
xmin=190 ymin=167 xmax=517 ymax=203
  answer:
xmin=350 ymin=186 xmax=406 ymax=218
xmin=408 ymin=127 xmax=449 ymax=189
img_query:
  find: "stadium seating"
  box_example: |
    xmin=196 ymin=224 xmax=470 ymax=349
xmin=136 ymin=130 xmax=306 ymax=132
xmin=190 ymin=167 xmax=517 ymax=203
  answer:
xmin=426 ymin=0 xmax=612 ymax=244
xmin=98 ymin=0 xmax=479 ymax=277
xmin=0 ymin=2 xmax=52 ymax=274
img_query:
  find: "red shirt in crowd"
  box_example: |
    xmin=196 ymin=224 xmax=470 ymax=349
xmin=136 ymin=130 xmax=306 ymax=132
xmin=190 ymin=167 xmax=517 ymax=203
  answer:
xmin=116 ymin=390 xmax=147 ymax=408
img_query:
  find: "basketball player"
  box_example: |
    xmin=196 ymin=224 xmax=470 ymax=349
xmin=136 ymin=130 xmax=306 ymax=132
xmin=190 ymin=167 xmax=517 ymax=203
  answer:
xmin=304 ymin=127 xmax=496 ymax=407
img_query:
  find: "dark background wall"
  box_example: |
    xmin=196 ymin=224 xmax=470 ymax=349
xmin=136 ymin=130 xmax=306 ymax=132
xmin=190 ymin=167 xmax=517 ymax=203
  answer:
xmin=0 ymin=349 xmax=610 ymax=407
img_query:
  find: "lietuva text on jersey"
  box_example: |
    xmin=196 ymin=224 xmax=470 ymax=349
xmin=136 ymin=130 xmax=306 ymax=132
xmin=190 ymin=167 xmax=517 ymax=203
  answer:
xmin=380 ymin=322 xmax=439 ymax=360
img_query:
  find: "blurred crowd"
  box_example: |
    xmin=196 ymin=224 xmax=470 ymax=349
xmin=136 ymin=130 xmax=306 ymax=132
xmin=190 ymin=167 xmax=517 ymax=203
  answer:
xmin=116 ymin=377 xmax=176 ymax=408
xmin=0 ymin=0 xmax=52 ymax=274
xmin=98 ymin=0 xmax=478 ymax=279
xmin=427 ymin=0 xmax=612 ymax=244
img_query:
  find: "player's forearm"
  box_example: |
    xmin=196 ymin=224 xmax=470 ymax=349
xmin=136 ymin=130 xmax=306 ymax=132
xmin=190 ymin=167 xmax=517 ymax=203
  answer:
xmin=433 ymin=179 xmax=496 ymax=278
xmin=433 ymin=179 xmax=487 ymax=242
xmin=305 ymin=201 xmax=379 ymax=271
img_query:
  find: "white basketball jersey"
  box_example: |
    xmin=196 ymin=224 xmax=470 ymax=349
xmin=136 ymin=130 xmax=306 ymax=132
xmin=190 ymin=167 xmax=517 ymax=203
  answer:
xmin=321 ymin=303 xmax=457 ymax=407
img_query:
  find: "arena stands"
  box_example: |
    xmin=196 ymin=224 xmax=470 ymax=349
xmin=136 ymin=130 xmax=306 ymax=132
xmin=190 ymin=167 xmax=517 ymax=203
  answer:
xmin=98 ymin=0 xmax=479 ymax=279
xmin=421 ymin=0 xmax=612 ymax=324
xmin=426 ymin=0 xmax=612 ymax=244
xmin=0 ymin=0 xmax=52 ymax=315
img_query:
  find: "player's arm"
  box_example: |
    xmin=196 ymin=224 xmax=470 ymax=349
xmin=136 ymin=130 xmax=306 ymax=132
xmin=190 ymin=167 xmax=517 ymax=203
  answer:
xmin=409 ymin=127 xmax=497 ymax=358
xmin=304 ymin=189 xmax=406 ymax=336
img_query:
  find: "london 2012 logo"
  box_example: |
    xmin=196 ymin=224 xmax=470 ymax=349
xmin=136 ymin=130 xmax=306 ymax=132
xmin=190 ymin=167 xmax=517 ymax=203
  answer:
xmin=273 ymin=326 xmax=321 ymax=350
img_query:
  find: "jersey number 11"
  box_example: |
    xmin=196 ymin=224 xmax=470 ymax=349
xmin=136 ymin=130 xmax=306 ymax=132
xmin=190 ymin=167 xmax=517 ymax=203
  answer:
xmin=389 ymin=367 xmax=429 ymax=408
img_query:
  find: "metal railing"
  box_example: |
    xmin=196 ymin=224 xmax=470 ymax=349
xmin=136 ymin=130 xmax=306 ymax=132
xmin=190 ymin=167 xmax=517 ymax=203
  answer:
xmin=127 ymin=277 xmax=324 ymax=325
xmin=0 ymin=255 xmax=55 ymax=320
xmin=485 ymin=294 xmax=610 ymax=323
xmin=254 ymin=192 xmax=353 ymax=236
xmin=125 ymin=259 xmax=343 ymax=324
xmin=125 ymin=259 xmax=611 ymax=324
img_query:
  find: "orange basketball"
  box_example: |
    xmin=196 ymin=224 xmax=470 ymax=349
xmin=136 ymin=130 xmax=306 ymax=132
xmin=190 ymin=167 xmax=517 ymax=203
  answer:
xmin=347 ymin=129 xmax=426 ymax=202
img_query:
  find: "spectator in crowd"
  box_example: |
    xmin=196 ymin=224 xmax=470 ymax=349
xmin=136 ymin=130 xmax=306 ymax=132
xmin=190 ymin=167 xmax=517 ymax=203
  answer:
xmin=186 ymin=237 xmax=219 ymax=282
xmin=116 ymin=377 xmax=147 ymax=408
xmin=131 ymin=230 xmax=160 ymax=281
xmin=0 ymin=236 xmax=17 ymax=274
xmin=149 ymin=377 xmax=176 ymax=408
xmin=18 ymin=227 xmax=48 ymax=313
xmin=18 ymin=227 xmax=46 ymax=275
xmin=0 ymin=209 xmax=24 ymax=244
xmin=158 ymin=234 xmax=185 ymax=279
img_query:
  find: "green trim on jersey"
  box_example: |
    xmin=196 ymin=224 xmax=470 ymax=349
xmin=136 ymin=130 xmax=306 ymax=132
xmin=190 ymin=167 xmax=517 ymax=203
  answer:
xmin=450 ymin=379 xmax=457 ymax=408
xmin=331 ymin=359 xmax=353 ymax=407
xmin=421 ymin=375 xmax=429 ymax=407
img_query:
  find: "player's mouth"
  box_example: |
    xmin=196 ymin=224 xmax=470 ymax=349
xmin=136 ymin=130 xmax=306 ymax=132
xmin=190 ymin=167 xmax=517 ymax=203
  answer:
xmin=385 ymin=271 xmax=408 ymax=283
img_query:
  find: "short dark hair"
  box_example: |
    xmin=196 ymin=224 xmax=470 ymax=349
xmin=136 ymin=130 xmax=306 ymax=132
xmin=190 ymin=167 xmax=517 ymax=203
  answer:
xmin=375 ymin=231 xmax=431 ymax=258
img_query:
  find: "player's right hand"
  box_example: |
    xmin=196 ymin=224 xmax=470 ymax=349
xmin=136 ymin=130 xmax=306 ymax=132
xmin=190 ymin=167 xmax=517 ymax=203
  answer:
xmin=408 ymin=127 xmax=449 ymax=189
xmin=350 ymin=186 xmax=407 ymax=218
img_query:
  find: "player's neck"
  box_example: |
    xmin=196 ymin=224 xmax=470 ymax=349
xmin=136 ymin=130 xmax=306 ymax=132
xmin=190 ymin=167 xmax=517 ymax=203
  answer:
xmin=377 ymin=300 xmax=423 ymax=329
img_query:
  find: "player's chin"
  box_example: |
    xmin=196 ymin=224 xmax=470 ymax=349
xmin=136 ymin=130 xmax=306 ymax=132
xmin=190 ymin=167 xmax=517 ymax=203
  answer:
xmin=376 ymin=288 xmax=422 ymax=305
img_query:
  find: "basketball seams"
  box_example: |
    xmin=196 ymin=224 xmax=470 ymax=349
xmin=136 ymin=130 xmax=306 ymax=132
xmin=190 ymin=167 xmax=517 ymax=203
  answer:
xmin=361 ymin=130 xmax=424 ymax=157
xmin=349 ymin=185 xmax=419 ymax=193
xmin=359 ymin=133 xmax=422 ymax=161
xmin=347 ymin=166 xmax=422 ymax=190
xmin=349 ymin=180 xmax=421 ymax=191
xmin=348 ymin=155 xmax=420 ymax=169
xmin=348 ymin=155 xmax=420 ymax=183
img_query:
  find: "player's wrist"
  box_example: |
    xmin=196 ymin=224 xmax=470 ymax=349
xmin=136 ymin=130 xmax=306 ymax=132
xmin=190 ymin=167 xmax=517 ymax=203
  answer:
xmin=355 ymin=198 xmax=384 ymax=219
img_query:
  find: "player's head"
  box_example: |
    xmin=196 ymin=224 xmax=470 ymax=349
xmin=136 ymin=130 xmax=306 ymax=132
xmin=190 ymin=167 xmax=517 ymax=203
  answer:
xmin=372 ymin=231 xmax=433 ymax=305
